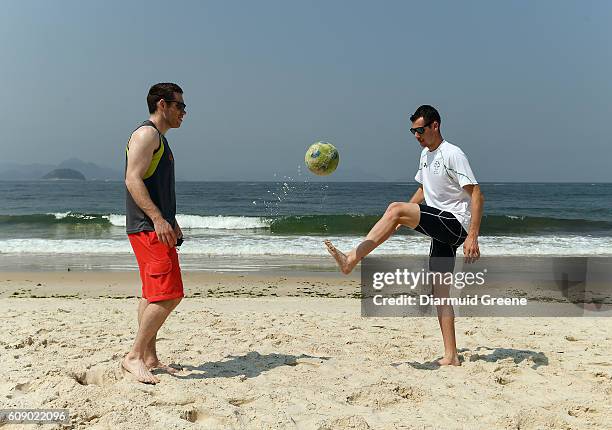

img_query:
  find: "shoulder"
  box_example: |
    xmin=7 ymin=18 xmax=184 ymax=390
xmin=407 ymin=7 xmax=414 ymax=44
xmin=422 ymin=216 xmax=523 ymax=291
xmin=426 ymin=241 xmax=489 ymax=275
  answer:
xmin=129 ymin=126 xmax=160 ymax=150
xmin=132 ymin=125 xmax=159 ymax=142
xmin=441 ymin=141 xmax=468 ymax=158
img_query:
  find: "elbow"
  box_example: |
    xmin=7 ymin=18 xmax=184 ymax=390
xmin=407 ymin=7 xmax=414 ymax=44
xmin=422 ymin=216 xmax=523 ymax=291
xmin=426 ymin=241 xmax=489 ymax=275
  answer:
xmin=470 ymin=186 xmax=484 ymax=204
xmin=125 ymin=175 xmax=139 ymax=191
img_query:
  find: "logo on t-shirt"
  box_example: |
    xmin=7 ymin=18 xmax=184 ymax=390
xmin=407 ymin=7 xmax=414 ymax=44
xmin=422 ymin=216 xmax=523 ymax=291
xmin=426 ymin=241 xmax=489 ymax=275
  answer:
xmin=433 ymin=160 xmax=441 ymax=175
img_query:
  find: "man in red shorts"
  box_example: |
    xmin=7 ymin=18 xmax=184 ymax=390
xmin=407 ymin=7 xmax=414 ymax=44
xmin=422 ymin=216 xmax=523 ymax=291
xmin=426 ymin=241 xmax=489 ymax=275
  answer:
xmin=122 ymin=83 xmax=186 ymax=384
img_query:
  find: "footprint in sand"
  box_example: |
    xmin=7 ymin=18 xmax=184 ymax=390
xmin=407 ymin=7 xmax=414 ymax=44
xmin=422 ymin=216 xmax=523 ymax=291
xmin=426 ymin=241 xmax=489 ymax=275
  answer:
xmin=567 ymin=405 xmax=596 ymax=417
xmin=346 ymin=382 xmax=424 ymax=409
xmin=69 ymin=365 xmax=120 ymax=387
xmin=318 ymin=415 xmax=371 ymax=430
xmin=228 ymin=397 xmax=258 ymax=407
xmin=177 ymin=408 xmax=239 ymax=427
xmin=179 ymin=407 xmax=198 ymax=423
xmin=8 ymin=382 xmax=31 ymax=398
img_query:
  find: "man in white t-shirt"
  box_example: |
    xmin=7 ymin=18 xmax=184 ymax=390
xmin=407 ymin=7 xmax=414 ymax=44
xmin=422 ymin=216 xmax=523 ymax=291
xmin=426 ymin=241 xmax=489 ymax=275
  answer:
xmin=325 ymin=105 xmax=484 ymax=366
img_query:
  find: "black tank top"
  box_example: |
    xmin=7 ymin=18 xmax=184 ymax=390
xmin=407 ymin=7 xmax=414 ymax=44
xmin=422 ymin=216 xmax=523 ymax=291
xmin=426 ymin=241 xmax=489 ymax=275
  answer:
xmin=125 ymin=120 xmax=176 ymax=234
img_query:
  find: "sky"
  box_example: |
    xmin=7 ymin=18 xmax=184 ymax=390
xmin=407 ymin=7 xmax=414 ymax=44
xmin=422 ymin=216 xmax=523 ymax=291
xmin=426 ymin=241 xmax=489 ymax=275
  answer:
xmin=1 ymin=0 xmax=611 ymax=181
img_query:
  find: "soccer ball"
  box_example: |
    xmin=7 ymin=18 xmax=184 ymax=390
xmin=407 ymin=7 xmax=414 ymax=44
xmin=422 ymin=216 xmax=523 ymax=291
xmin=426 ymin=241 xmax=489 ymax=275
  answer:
xmin=304 ymin=141 xmax=339 ymax=176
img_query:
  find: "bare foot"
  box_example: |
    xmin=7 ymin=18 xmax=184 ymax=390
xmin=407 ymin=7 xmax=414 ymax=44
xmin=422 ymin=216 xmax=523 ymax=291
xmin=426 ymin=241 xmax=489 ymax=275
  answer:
xmin=436 ymin=356 xmax=461 ymax=366
xmin=324 ymin=240 xmax=353 ymax=274
xmin=147 ymin=360 xmax=179 ymax=374
xmin=122 ymin=355 xmax=160 ymax=384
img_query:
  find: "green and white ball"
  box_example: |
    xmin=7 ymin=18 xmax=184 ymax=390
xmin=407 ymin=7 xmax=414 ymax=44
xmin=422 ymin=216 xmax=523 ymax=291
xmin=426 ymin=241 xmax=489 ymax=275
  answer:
xmin=304 ymin=141 xmax=339 ymax=176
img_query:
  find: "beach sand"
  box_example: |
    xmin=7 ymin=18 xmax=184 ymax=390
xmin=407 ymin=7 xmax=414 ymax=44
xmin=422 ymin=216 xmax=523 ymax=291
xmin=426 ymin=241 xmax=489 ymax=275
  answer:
xmin=0 ymin=271 xmax=611 ymax=429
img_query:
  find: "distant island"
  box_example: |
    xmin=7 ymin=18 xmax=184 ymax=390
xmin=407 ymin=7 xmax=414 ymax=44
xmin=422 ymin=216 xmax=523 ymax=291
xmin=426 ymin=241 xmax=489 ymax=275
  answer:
xmin=0 ymin=158 xmax=121 ymax=181
xmin=42 ymin=168 xmax=86 ymax=181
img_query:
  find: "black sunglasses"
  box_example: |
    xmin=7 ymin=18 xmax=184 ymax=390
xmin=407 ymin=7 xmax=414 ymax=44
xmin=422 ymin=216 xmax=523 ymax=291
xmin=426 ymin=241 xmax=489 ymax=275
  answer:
xmin=410 ymin=122 xmax=432 ymax=135
xmin=164 ymin=99 xmax=187 ymax=112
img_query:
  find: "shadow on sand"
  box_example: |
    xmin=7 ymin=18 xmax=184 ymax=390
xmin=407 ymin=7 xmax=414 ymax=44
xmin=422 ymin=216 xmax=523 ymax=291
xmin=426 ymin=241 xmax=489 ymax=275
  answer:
xmin=392 ymin=346 xmax=549 ymax=371
xmin=174 ymin=351 xmax=331 ymax=380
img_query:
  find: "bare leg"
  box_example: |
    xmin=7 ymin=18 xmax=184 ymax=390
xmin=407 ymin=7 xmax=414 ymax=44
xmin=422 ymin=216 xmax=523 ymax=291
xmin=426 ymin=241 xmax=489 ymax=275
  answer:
xmin=325 ymin=202 xmax=421 ymax=274
xmin=146 ymin=333 xmax=180 ymax=374
xmin=122 ymin=297 xmax=182 ymax=383
xmin=433 ymin=282 xmax=460 ymax=366
xmin=138 ymin=298 xmax=181 ymax=374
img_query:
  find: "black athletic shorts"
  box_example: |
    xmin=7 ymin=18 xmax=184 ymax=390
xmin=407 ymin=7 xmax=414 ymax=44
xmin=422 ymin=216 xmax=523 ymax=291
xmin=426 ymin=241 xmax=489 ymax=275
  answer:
xmin=414 ymin=204 xmax=468 ymax=273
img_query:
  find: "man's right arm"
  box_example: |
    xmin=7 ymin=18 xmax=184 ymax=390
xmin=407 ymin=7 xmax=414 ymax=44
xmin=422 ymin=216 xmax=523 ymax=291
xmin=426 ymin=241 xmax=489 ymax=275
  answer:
xmin=125 ymin=127 xmax=177 ymax=246
xmin=409 ymin=185 xmax=424 ymax=204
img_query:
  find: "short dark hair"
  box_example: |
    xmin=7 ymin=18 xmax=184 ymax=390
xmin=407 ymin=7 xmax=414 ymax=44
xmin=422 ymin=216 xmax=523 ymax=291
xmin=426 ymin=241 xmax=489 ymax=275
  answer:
xmin=147 ymin=83 xmax=183 ymax=114
xmin=410 ymin=105 xmax=441 ymax=125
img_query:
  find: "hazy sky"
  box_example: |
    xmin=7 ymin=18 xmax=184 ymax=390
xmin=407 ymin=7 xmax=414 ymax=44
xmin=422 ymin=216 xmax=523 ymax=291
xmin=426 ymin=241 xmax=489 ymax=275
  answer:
xmin=2 ymin=0 xmax=610 ymax=181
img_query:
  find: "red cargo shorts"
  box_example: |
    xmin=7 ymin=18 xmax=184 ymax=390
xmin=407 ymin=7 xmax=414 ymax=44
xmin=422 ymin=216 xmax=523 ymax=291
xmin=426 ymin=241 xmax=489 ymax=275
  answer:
xmin=128 ymin=231 xmax=184 ymax=302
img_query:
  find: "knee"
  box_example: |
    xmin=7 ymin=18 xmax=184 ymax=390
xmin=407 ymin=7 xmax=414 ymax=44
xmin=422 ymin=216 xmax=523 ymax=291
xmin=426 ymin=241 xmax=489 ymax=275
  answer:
xmin=167 ymin=297 xmax=182 ymax=309
xmin=384 ymin=202 xmax=403 ymax=221
xmin=386 ymin=202 xmax=402 ymax=212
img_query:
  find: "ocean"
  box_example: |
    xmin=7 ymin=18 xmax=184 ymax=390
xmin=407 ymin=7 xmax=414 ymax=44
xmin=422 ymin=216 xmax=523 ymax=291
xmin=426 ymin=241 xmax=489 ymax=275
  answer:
xmin=1 ymin=181 xmax=611 ymax=271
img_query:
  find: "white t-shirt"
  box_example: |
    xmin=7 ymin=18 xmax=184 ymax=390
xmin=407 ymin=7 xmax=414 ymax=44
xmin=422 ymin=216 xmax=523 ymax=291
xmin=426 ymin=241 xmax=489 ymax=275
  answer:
xmin=414 ymin=140 xmax=478 ymax=231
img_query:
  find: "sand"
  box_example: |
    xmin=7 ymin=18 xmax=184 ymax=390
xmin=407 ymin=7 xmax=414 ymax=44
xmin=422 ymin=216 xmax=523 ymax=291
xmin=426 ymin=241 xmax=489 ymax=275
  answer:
xmin=0 ymin=271 xmax=611 ymax=429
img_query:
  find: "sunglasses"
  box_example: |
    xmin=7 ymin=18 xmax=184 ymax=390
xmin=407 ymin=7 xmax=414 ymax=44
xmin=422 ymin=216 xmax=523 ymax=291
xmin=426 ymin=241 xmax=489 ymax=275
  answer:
xmin=165 ymin=99 xmax=187 ymax=112
xmin=410 ymin=122 xmax=432 ymax=135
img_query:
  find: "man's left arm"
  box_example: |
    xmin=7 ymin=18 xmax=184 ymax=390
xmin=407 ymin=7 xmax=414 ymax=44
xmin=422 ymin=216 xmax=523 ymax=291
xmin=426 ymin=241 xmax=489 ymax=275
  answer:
xmin=174 ymin=222 xmax=183 ymax=240
xmin=462 ymin=184 xmax=484 ymax=263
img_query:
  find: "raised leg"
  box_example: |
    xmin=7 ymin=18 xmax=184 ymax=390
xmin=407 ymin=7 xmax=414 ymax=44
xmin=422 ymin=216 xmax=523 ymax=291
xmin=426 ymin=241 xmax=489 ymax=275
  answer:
xmin=325 ymin=202 xmax=421 ymax=274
